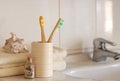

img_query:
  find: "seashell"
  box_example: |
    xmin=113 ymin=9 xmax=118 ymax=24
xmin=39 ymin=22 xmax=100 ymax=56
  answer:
xmin=3 ymin=32 xmax=29 ymax=54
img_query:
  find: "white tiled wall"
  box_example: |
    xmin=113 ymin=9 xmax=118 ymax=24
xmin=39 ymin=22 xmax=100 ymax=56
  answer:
xmin=96 ymin=0 xmax=120 ymax=44
xmin=0 ymin=0 xmax=119 ymax=53
xmin=60 ymin=0 xmax=96 ymax=51
xmin=113 ymin=0 xmax=120 ymax=43
xmin=0 ymin=0 xmax=60 ymax=47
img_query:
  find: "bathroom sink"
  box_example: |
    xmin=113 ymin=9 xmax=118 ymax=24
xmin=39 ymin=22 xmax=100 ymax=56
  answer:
xmin=65 ymin=53 xmax=120 ymax=81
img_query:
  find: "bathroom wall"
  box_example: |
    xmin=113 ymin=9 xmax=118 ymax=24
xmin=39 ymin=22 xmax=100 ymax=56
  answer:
xmin=96 ymin=0 xmax=120 ymax=44
xmin=113 ymin=0 xmax=120 ymax=43
xmin=0 ymin=0 xmax=59 ymax=47
xmin=1 ymin=0 xmax=119 ymax=54
xmin=0 ymin=0 xmax=96 ymax=53
xmin=61 ymin=0 xmax=96 ymax=53
xmin=96 ymin=0 xmax=114 ymax=40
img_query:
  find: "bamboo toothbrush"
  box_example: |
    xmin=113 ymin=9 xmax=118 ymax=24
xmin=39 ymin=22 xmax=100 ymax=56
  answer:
xmin=48 ymin=18 xmax=64 ymax=43
xmin=39 ymin=16 xmax=46 ymax=43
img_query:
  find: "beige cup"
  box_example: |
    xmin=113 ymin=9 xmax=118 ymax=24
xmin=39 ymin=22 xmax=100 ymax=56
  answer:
xmin=31 ymin=42 xmax=53 ymax=77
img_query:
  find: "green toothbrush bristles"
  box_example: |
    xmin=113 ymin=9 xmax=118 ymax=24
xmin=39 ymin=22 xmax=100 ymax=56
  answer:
xmin=58 ymin=19 xmax=64 ymax=28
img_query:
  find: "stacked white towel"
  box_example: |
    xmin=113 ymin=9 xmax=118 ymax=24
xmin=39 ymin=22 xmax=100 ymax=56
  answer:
xmin=0 ymin=46 xmax=67 ymax=77
xmin=0 ymin=49 xmax=28 ymax=77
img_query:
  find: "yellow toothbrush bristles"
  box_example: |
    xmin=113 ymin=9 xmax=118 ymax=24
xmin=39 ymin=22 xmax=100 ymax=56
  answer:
xmin=48 ymin=18 xmax=62 ymax=43
xmin=40 ymin=22 xmax=44 ymax=25
xmin=39 ymin=16 xmax=46 ymax=43
xmin=40 ymin=16 xmax=44 ymax=26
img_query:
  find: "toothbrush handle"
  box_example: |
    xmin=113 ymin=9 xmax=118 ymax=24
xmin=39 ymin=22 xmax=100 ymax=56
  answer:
xmin=39 ymin=16 xmax=46 ymax=43
xmin=40 ymin=26 xmax=46 ymax=43
xmin=48 ymin=18 xmax=62 ymax=43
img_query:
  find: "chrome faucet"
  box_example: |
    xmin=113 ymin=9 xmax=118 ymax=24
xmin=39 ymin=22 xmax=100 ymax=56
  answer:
xmin=93 ymin=38 xmax=120 ymax=62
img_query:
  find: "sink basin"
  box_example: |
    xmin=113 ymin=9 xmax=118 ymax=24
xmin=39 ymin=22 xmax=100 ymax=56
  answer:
xmin=65 ymin=53 xmax=120 ymax=81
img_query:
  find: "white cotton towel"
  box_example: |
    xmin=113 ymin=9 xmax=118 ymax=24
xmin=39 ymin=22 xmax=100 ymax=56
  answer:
xmin=53 ymin=46 xmax=67 ymax=58
xmin=0 ymin=49 xmax=28 ymax=65
xmin=0 ymin=46 xmax=67 ymax=71
xmin=0 ymin=66 xmax=24 ymax=77
xmin=53 ymin=46 xmax=67 ymax=71
xmin=53 ymin=59 xmax=66 ymax=71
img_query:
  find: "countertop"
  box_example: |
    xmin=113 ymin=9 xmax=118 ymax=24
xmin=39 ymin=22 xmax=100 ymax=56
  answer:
xmin=0 ymin=54 xmax=98 ymax=81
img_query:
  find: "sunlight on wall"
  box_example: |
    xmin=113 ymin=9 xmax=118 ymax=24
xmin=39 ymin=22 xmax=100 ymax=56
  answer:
xmin=104 ymin=0 xmax=113 ymax=34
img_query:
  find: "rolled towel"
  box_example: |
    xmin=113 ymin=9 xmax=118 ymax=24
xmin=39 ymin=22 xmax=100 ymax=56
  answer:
xmin=53 ymin=46 xmax=67 ymax=71
xmin=53 ymin=58 xmax=66 ymax=71
xmin=53 ymin=46 xmax=67 ymax=58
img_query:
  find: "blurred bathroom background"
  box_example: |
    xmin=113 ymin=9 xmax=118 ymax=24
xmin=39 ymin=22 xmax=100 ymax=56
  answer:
xmin=0 ymin=0 xmax=119 ymax=54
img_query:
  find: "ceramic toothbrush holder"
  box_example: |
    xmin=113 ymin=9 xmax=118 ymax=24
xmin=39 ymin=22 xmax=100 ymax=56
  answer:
xmin=31 ymin=42 xmax=53 ymax=77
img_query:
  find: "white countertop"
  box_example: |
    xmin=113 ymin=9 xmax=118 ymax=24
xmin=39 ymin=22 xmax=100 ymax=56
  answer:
xmin=0 ymin=54 xmax=99 ymax=81
xmin=0 ymin=72 xmax=95 ymax=81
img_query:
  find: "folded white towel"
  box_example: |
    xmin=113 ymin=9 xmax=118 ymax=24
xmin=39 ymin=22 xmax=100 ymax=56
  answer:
xmin=0 ymin=66 xmax=24 ymax=77
xmin=0 ymin=46 xmax=67 ymax=71
xmin=0 ymin=63 xmax=24 ymax=69
xmin=0 ymin=49 xmax=28 ymax=65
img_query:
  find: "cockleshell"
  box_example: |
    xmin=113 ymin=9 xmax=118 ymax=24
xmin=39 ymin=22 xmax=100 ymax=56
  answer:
xmin=3 ymin=32 xmax=29 ymax=54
